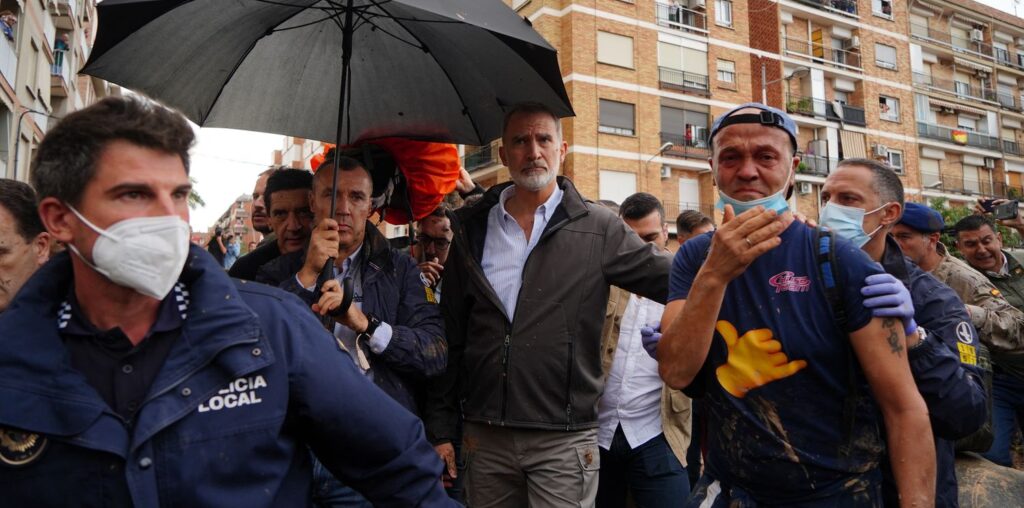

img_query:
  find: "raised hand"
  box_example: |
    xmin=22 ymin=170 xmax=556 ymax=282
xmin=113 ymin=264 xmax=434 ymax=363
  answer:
xmin=715 ymin=320 xmax=807 ymax=398
xmin=702 ymin=205 xmax=786 ymax=284
xmin=641 ymin=323 xmax=661 ymax=360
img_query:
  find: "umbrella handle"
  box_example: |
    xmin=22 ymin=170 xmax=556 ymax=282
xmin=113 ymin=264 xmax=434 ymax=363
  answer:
xmin=315 ymin=257 xmax=354 ymax=331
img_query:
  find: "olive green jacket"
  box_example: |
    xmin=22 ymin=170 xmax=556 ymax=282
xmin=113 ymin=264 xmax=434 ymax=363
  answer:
xmin=963 ymin=245 xmax=1024 ymax=378
xmin=600 ymin=286 xmax=692 ymax=466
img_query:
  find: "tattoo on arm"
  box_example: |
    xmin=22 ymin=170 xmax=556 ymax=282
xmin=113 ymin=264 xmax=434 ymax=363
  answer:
xmin=883 ymin=317 xmax=904 ymax=357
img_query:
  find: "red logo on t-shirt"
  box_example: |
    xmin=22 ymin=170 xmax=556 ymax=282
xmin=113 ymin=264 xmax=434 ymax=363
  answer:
xmin=768 ymin=271 xmax=811 ymax=293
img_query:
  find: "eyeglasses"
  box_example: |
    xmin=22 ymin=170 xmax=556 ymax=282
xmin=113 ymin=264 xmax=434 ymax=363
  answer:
xmin=416 ymin=234 xmax=451 ymax=250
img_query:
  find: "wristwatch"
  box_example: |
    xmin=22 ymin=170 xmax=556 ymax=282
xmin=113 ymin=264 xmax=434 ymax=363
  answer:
xmin=359 ymin=313 xmax=381 ymax=338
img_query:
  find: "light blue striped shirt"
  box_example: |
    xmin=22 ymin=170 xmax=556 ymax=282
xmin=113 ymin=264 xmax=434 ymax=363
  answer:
xmin=482 ymin=184 xmax=564 ymax=320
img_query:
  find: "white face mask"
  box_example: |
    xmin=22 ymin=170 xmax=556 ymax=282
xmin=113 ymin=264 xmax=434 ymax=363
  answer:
xmin=66 ymin=206 xmax=191 ymax=300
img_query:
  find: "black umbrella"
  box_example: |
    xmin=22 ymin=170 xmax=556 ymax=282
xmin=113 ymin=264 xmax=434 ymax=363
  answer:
xmin=82 ymin=0 xmax=573 ymax=147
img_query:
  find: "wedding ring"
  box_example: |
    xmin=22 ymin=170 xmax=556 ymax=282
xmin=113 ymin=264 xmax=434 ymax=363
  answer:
xmin=744 ymin=236 xmax=753 ymax=247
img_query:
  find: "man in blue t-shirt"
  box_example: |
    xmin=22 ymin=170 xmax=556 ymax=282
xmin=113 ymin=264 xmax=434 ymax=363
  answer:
xmin=655 ymin=103 xmax=935 ymax=506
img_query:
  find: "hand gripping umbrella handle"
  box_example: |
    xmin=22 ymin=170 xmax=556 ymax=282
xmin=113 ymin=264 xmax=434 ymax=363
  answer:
xmin=315 ymin=257 xmax=354 ymax=330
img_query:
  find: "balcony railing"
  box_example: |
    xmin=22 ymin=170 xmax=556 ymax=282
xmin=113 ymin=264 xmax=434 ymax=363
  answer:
xmin=50 ymin=51 xmax=72 ymax=94
xmin=660 ymin=131 xmax=710 ymax=159
xmin=0 ymin=38 xmax=16 ymax=88
xmin=917 ymin=121 xmax=1000 ymax=150
xmin=658 ymin=67 xmax=710 ymax=94
xmin=912 ymin=72 xmax=997 ymax=103
xmin=793 ymin=0 xmax=858 ymax=18
xmin=909 ymin=23 xmax=996 ymax=60
xmin=1004 ymin=139 xmax=1021 ymax=156
xmin=655 ymin=3 xmax=707 ymax=35
xmin=997 ymin=91 xmax=1020 ymax=111
xmin=951 ymin=34 xmax=993 ymax=60
xmin=462 ymin=144 xmax=498 ymax=170
xmin=995 ymin=48 xmax=1012 ymax=65
xmin=782 ymin=35 xmax=862 ymax=71
xmin=799 ymin=155 xmax=838 ymax=176
xmin=785 ymin=95 xmax=866 ymax=126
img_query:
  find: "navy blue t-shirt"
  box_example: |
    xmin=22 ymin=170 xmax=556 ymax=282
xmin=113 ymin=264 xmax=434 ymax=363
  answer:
xmin=669 ymin=221 xmax=886 ymax=503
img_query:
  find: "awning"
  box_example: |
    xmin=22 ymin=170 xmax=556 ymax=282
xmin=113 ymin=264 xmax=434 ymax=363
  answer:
xmin=840 ymin=130 xmax=866 ymax=159
xmin=929 ymin=98 xmax=990 ymax=116
xmin=1004 ymin=117 xmax=1023 ymax=129
xmin=954 ymin=57 xmax=992 ymax=73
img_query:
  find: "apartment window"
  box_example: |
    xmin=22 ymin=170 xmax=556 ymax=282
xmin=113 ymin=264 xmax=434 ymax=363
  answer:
xmin=834 ymin=91 xmax=849 ymax=104
xmin=957 ymin=115 xmax=978 ymax=132
xmin=597 ymin=31 xmax=634 ymax=68
xmin=680 ymin=178 xmax=701 ymax=211
xmin=963 ymin=165 xmax=981 ymax=194
xmin=875 ymin=44 xmax=897 ymax=70
xmin=715 ymin=0 xmax=732 ymax=27
xmin=920 ymin=158 xmax=941 ymax=187
xmin=661 ymin=106 xmax=709 ymax=148
xmin=599 ymin=170 xmax=637 ymax=205
xmin=886 ymin=149 xmax=904 ymax=174
xmin=658 ymin=42 xmax=709 ymax=90
xmin=879 ymin=96 xmax=900 ymax=122
xmin=872 ymin=0 xmax=893 ymax=18
xmin=717 ymin=60 xmax=735 ymax=84
xmin=598 ymin=99 xmax=636 ymax=136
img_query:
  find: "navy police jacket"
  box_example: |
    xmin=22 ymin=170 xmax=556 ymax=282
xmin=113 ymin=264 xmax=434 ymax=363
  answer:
xmin=0 ymin=246 xmax=453 ymax=507
xmin=880 ymin=238 xmax=987 ymax=508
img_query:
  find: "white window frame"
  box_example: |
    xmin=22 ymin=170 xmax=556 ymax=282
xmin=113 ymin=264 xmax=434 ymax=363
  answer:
xmin=920 ymin=158 xmax=941 ymax=187
xmin=871 ymin=0 xmax=893 ymax=19
xmin=886 ymin=149 xmax=904 ymax=174
xmin=716 ymin=59 xmax=735 ymax=84
xmin=879 ymin=96 xmax=900 ymax=122
xmin=599 ymin=170 xmax=638 ymax=205
xmin=598 ymin=99 xmax=636 ymax=137
xmin=874 ymin=43 xmax=898 ymax=70
xmin=715 ymin=0 xmax=732 ymax=27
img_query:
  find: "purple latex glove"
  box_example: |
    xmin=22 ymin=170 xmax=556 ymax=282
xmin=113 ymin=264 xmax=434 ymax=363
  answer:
xmin=641 ymin=323 xmax=662 ymax=360
xmin=861 ymin=273 xmax=918 ymax=336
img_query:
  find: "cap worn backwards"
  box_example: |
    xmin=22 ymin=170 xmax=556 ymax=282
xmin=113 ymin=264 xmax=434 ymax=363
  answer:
xmin=709 ymin=102 xmax=798 ymax=152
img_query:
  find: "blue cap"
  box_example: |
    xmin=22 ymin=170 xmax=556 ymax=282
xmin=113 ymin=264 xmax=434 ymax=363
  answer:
xmin=898 ymin=202 xmax=945 ymax=233
xmin=709 ymin=102 xmax=798 ymax=151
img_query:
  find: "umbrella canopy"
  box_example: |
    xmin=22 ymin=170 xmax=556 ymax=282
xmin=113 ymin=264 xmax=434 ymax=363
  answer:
xmin=83 ymin=0 xmax=574 ymax=146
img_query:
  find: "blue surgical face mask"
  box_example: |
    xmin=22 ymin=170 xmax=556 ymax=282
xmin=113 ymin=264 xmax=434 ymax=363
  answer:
xmin=819 ymin=201 xmax=888 ymax=248
xmin=714 ymin=166 xmax=792 ymax=215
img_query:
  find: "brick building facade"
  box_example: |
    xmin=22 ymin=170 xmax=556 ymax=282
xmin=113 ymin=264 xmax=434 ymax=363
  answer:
xmin=464 ymin=0 xmax=1024 ymax=232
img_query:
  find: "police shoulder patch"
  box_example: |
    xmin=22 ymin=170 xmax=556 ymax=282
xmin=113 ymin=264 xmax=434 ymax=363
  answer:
xmin=955 ymin=321 xmax=974 ymax=344
xmin=0 ymin=427 xmax=47 ymax=466
xmin=991 ymin=288 xmax=1002 ymax=297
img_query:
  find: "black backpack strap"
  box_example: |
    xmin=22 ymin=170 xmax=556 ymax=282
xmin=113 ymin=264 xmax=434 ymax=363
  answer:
xmin=815 ymin=227 xmax=859 ymax=458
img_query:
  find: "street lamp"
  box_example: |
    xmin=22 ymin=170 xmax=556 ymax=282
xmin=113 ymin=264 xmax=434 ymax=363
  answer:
xmin=761 ymin=64 xmax=810 ymax=105
xmin=643 ymin=142 xmax=674 ymax=189
xmin=12 ymin=108 xmax=61 ymax=181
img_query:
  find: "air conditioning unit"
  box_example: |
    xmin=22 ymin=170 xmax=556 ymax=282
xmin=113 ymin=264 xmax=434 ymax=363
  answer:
xmin=985 ymin=157 xmax=996 ymax=169
xmin=971 ymin=29 xmax=984 ymax=42
xmin=873 ymin=144 xmax=889 ymax=157
xmin=798 ymin=182 xmax=813 ymax=195
xmin=660 ymin=165 xmax=672 ymax=179
xmin=847 ymin=36 xmax=861 ymax=49
xmin=691 ymin=0 xmax=706 ymax=9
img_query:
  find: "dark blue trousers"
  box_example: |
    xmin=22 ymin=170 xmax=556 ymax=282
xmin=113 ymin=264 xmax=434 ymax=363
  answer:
xmin=982 ymin=372 xmax=1024 ymax=467
xmin=596 ymin=426 xmax=690 ymax=508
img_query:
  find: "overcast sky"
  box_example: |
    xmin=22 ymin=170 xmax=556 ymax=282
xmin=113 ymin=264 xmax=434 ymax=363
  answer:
xmin=185 ymin=0 xmax=1023 ymax=232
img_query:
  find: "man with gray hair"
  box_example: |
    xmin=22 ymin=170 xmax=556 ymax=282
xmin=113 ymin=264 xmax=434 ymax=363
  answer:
xmin=425 ymin=102 xmax=672 ymax=506
xmin=821 ymin=158 xmax=986 ymax=506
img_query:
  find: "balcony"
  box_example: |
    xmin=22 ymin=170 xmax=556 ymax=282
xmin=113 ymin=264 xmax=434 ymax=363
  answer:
xmin=909 ymin=23 xmax=994 ymax=61
xmin=0 ymin=38 xmax=16 ymax=89
xmin=912 ymin=72 xmax=996 ymax=103
xmin=54 ymin=0 xmax=76 ymax=30
xmin=997 ymin=91 xmax=1020 ymax=111
xmin=50 ymin=51 xmax=72 ymax=96
xmin=782 ymin=35 xmax=862 ymax=72
xmin=799 ymin=155 xmax=838 ymax=176
xmin=995 ymin=48 xmax=1012 ymax=66
xmin=1004 ymin=139 xmax=1021 ymax=156
xmin=462 ymin=144 xmax=498 ymax=171
xmin=785 ymin=94 xmax=866 ymax=126
xmin=917 ymin=121 xmax=1000 ymax=150
xmin=655 ymin=3 xmax=707 ymax=35
xmin=793 ymin=0 xmax=858 ymax=18
xmin=658 ymin=67 xmax=710 ymax=94
xmin=660 ymin=131 xmax=710 ymax=159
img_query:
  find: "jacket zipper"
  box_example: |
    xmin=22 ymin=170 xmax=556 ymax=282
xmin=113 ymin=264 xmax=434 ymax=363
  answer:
xmin=500 ymin=331 xmax=511 ymax=423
